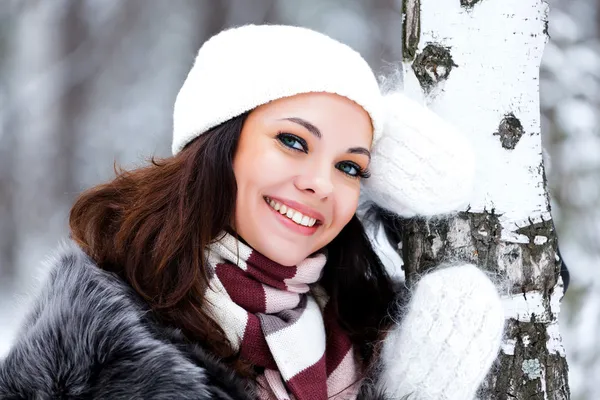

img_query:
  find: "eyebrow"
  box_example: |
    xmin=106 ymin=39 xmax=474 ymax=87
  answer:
xmin=282 ymin=117 xmax=321 ymax=138
xmin=348 ymin=147 xmax=371 ymax=159
xmin=280 ymin=117 xmax=371 ymax=160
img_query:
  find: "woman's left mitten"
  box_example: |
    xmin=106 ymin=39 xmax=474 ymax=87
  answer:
xmin=378 ymin=264 xmax=505 ymax=400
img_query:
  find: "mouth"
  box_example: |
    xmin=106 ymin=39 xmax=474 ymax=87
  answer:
xmin=263 ymin=196 xmax=323 ymax=228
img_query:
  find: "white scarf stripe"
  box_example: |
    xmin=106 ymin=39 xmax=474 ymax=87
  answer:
xmin=263 ymin=284 xmax=301 ymax=314
xmin=204 ymin=276 xmax=248 ymax=349
xmin=263 ymin=296 xmax=327 ymax=380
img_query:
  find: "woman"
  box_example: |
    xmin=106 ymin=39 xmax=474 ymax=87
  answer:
xmin=0 ymin=25 xmax=504 ymax=400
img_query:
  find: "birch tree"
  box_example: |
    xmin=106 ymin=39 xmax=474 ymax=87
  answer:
xmin=399 ymin=0 xmax=570 ymax=398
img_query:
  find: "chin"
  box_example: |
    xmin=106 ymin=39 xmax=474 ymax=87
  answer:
xmin=263 ymin=247 xmax=308 ymax=267
xmin=272 ymin=253 xmax=305 ymax=267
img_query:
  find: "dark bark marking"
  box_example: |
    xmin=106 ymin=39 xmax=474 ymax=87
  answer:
xmin=539 ymin=160 xmax=552 ymax=209
xmin=402 ymin=0 xmax=421 ymax=61
xmin=411 ymin=43 xmax=457 ymax=93
xmin=469 ymin=209 xmax=502 ymax=271
xmin=494 ymin=113 xmax=524 ymax=149
xmin=515 ymin=218 xmax=554 ymax=251
xmin=483 ymin=320 xmax=570 ymax=399
xmin=514 ymin=218 xmax=559 ymax=293
xmin=401 ymin=211 xmax=503 ymax=285
xmin=460 ymin=0 xmax=483 ymax=8
xmin=400 ymin=211 xmax=559 ymax=292
xmin=542 ymin=5 xmax=550 ymax=39
xmin=401 ymin=216 xmax=449 ymax=286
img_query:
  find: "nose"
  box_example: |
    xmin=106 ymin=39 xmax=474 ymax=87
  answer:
xmin=294 ymin=164 xmax=334 ymax=199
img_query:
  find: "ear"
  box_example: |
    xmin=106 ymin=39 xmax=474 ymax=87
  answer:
xmin=363 ymin=92 xmax=476 ymax=217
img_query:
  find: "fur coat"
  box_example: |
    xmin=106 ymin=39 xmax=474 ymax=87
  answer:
xmin=0 ymin=242 xmax=390 ymax=400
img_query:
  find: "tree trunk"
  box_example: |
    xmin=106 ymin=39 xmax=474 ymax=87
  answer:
xmin=400 ymin=0 xmax=570 ymax=398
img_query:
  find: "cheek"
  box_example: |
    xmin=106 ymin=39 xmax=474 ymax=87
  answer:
xmin=233 ymin=140 xmax=269 ymax=190
xmin=232 ymin=149 xmax=261 ymax=230
xmin=234 ymin=149 xmax=286 ymax=193
xmin=331 ymin=184 xmax=361 ymax=230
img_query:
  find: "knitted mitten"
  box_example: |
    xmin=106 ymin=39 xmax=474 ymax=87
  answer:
xmin=378 ymin=264 xmax=505 ymax=400
xmin=362 ymin=92 xmax=476 ymax=217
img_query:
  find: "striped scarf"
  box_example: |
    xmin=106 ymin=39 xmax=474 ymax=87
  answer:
xmin=204 ymin=233 xmax=360 ymax=400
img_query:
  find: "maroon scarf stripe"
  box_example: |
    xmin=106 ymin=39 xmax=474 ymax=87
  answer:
xmin=286 ymin=353 xmax=329 ymax=400
xmin=215 ymin=263 xmax=267 ymax=313
xmin=323 ymin=302 xmax=354 ymax=375
xmin=240 ymin=313 xmax=278 ymax=369
xmin=246 ymin=250 xmax=298 ymax=290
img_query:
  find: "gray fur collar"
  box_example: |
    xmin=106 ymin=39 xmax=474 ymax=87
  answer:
xmin=0 ymin=241 xmax=254 ymax=399
xmin=0 ymin=241 xmax=390 ymax=400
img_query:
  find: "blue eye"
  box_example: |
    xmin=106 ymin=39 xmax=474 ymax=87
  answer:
xmin=277 ymin=133 xmax=307 ymax=152
xmin=338 ymin=162 xmax=358 ymax=176
xmin=336 ymin=161 xmax=371 ymax=179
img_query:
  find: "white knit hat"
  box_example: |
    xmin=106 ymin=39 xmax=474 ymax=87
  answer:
xmin=172 ymin=24 xmax=475 ymax=217
xmin=172 ymin=24 xmax=383 ymax=155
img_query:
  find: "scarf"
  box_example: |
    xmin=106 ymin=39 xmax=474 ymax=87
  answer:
xmin=204 ymin=233 xmax=360 ymax=400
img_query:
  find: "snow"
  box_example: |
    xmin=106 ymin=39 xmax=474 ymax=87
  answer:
xmin=502 ymin=338 xmax=517 ymax=355
xmin=547 ymin=321 xmax=567 ymax=357
xmin=415 ymin=0 xmax=549 ymax=227
xmin=503 ymin=291 xmax=549 ymax=322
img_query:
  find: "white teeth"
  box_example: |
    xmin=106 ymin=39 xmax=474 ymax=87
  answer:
xmin=292 ymin=212 xmax=303 ymax=224
xmin=269 ymin=199 xmax=281 ymax=211
xmin=265 ymin=197 xmax=319 ymax=228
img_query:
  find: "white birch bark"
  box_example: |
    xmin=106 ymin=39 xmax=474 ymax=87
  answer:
xmin=399 ymin=0 xmax=570 ymax=398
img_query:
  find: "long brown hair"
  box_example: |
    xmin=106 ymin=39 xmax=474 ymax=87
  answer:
xmin=69 ymin=112 xmax=397 ymax=376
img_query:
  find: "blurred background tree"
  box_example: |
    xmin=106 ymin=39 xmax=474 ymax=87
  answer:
xmin=0 ymin=1 xmax=597 ymax=398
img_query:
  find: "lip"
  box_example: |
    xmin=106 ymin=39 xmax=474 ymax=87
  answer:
xmin=264 ymin=199 xmax=320 ymax=236
xmin=265 ymin=196 xmax=326 ymax=224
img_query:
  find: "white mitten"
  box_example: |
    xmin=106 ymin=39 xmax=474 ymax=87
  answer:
xmin=379 ymin=264 xmax=505 ymax=400
xmin=362 ymin=92 xmax=476 ymax=217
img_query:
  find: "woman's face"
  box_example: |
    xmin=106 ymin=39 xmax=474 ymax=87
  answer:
xmin=232 ymin=92 xmax=373 ymax=266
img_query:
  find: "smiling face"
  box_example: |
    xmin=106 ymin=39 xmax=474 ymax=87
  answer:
xmin=232 ymin=92 xmax=373 ymax=266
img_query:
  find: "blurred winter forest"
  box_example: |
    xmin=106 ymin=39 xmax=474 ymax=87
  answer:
xmin=0 ymin=0 xmax=598 ymax=398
